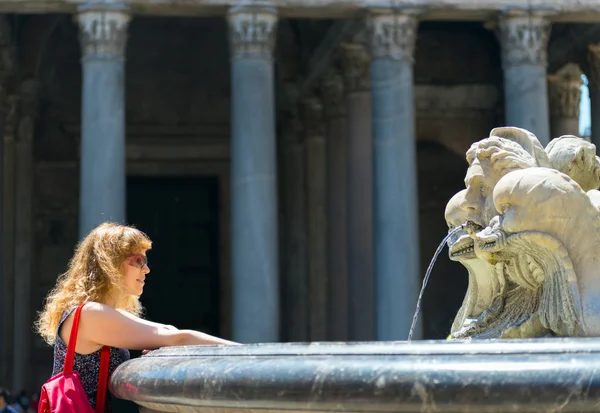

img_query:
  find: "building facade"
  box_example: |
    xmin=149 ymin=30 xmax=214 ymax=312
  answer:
xmin=0 ymin=0 xmax=599 ymax=393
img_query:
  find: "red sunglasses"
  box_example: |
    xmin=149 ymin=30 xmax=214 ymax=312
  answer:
xmin=126 ymin=254 xmax=148 ymax=269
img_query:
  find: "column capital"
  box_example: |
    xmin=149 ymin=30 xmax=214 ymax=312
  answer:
xmin=227 ymin=4 xmax=278 ymax=58
xmin=301 ymin=97 xmax=325 ymax=139
xmin=338 ymin=42 xmax=370 ymax=93
xmin=320 ymin=68 xmax=345 ymax=119
xmin=489 ymin=12 xmax=551 ymax=68
xmin=548 ymin=63 xmax=583 ymax=119
xmin=76 ymin=2 xmax=130 ymax=58
xmin=588 ymin=43 xmax=600 ymax=91
xmin=367 ymin=10 xmax=419 ymax=62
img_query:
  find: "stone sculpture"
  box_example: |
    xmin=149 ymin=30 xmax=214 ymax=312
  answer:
xmin=446 ymin=127 xmax=600 ymax=339
xmin=474 ymin=167 xmax=599 ymax=336
xmin=446 ymin=129 xmax=547 ymax=339
xmin=546 ymin=135 xmax=600 ymax=191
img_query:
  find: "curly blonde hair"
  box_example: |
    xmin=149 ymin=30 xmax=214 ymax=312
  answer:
xmin=36 ymin=222 xmax=152 ymax=345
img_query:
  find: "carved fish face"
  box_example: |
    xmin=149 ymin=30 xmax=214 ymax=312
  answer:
xmin=472 ymin=167 xmax=584 ymax=290
xmin=445 ymin=189 xmax=483 ymax=261
xmin=472 ymin=216 xmax=508 ymax=259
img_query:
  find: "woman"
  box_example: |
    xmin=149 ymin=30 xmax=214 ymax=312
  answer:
xmin=35 ymin=222 xmax=237 ymax=411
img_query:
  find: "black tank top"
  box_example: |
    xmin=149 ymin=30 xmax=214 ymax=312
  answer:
xmin=52 ymin=306 xmax=130 ymax=412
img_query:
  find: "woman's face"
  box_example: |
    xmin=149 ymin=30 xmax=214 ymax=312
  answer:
xmin=121 ymin=252 xmax=150 ymax=297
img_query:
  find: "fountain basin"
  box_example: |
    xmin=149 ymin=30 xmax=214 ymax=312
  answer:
xmin=110 ymin=339 xmax=600 ymax=413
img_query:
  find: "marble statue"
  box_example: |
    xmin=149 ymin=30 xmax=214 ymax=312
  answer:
xmin=546 ymin=135 xmax=600 ymax=191
xmin=446 ymin=127 xmax=600 ymax=339
xmin=473 ymin=167 xmax=600 ymax=337
xmin=446 ymin=129 xmax=547 ymax=338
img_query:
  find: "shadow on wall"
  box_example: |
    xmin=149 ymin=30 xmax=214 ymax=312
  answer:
xmin=417 ymin=141 xmax=469 ymax=339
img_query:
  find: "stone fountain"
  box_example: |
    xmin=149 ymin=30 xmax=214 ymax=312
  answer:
xmin=110 ymin=127 xmax=600 ymax=412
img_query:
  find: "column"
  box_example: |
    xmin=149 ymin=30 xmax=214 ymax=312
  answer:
xmin=548 ymin=63 xmax=583 ymax=138
xmin=339 ymin=39 xmax=375 ymax=341
xmin=0 ymin=18 xmax=16 ymax=386
xmin=228 ymin=5 xmax=279 ymax=343
xmin=13 ymin=79 xmax=36 ymax=391
xmin=0 ymin=94 xmax=15 ymax=387
xmin=281 ymin=113 xmax=309 ymax=341
xmin=495 ymin=12 xmax=552 ymax=145
xmin=77 ymin=3 xmax=129 ymax=237
xmin=368 ymin=11 xmax=420 ymax=340
xmin=302 ymin=97 xmax=328 ymax=341
xmin=588 ymin=44 xmax=600 ymax=146
xmin=320 ymin=69 xmax=349 ymax=341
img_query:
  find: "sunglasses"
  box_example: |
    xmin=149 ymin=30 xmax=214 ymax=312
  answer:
xmin=126 ymin=254 xmax=148 ymax=269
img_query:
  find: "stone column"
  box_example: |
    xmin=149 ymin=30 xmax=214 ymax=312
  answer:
xmin=12 ymin=80 xmax=36 ymax=391
xmin=301 ymin=97 xmax=328 ymax=341
xmin=0 ymin=18 xmax=16 ymax=386
xmin=280 ymin=111 xmax=309 ymax=342
xmin=368 ymin=11 xmax=420 ymax=341
xmin=0 ymin=95 xmax=14 ymax=386
xmin=588 ymin=44 xmax=600 ymax=146
xmin=227 ymin=5 xmax=279 ymax=343
xmin=548 ymin=63 xmax=583 ymax=138
xmin=77 ymin=3 xmax=129 ymax=237
xmin=320 ymin=69 xmax=349 ymax=341
xmin=339 ymin=40 xmax=375 ymax=341
xmin=494 ymin=12 xmax=552 ymax=145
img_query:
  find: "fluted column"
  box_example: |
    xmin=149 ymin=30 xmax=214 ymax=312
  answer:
xmin=280 ymin=112 xmax=308 ymax=341
xmin=548 ymin=63 xmax=583 ymax=138
xmin=12 ymin=80 xmax=36 ymax=392
xmin=77 ymin=3 xmax=129 ymax=236
xmin=227 ymin=4 xmax=279 ymax=343
xmin=368 ymin=11 xmax=420 ymax=340
xmin=493 ymin=12 xmax=552 ymax=144
xmin=339 ymin=40 xmax=375 ymax=341
xmin=320 ymin=69 xmax=349 ymax=341
xmin=0 ymin=21 xmax=14 ymax=384
xmin=588 ymin=44 xmax=600 ymax=146
xmin=302 ymin=97 xmax=328 ymax=341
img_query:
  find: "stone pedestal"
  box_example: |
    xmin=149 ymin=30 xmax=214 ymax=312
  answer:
xmin=77 ymin=3 xmax=129 ymax=236
xmin=339 ymin=40 xmax=375 ymax=341
xmin=320 ymin=70 xmax=349 ymax=341
xmin=228 ymin=5 xmax=279 ymax=343
xmin=368 ymin=11 xmax=421 ymax=340
xmin=548 ymin=63 xmax=583 ymax=138
xmin=494 ymin=12 xmax=552 ymax=145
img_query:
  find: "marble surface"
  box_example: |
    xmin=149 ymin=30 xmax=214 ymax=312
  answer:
xmin=111 ymin=339 xmax=600 ymax=412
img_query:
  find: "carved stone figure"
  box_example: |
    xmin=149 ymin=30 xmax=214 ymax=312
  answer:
xmin=445 ymin=128 xmax=548 ymax=338
xmin=445 ymin=190 xmax=505 ymax=338
xmin=546 ymin=135 xmax=600 ymax=191
xmin=473 ymin=167 xmax=600 ymax=337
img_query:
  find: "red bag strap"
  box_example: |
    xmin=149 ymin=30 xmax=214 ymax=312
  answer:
xmin=63 ymin=303 xmax=86 ymax=374
xmin=95 ymin=346 xmax=111 ymax=413
xmin=62 ymin=302 xmax=112 ymax=412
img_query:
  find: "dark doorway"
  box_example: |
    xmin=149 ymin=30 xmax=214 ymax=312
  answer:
xmin=126 ymin=176 xmax=221 ymax=335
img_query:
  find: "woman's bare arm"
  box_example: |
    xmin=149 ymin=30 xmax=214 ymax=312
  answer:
xmin=76 ymin=302 xmax=238 ymax=350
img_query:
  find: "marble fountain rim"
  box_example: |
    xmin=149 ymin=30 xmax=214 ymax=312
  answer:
xmin=110 ymin=338 xmax=600 ymax=413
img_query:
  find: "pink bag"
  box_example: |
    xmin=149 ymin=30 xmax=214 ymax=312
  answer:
xmin=38 ymin=303 xmax=111 ymax=413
